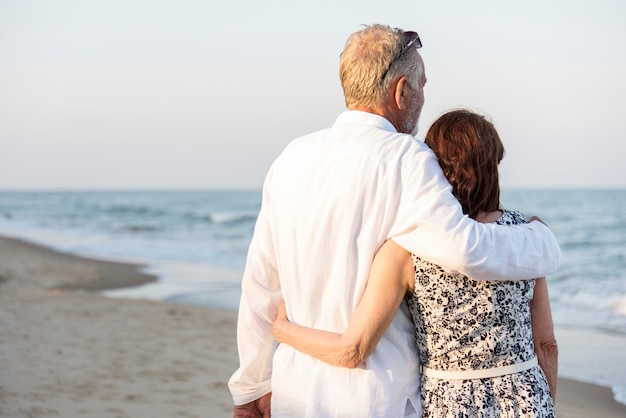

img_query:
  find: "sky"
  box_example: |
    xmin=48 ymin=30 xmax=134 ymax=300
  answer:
xmin=1 ymin=0 xmax=625 ymax=190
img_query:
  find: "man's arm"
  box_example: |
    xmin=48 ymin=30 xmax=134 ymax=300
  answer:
xmin=531 ymin=277 xmax=558 ymax=401
xmin=228 ymin=176 xmax=281 ymax=409
xmin=391 ymin=147 xmax=561 ymax=281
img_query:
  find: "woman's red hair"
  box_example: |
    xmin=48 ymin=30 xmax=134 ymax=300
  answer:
xmin=425 ymin=109 xmax=505 ymax=219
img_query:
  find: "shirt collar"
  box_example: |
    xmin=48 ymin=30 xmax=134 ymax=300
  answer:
xmin=333 ymin=110 xmax=397 ymax=133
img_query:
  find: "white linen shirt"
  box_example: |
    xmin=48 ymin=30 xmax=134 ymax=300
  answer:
xmin=228 ymin=111 xmax=561 ymax=418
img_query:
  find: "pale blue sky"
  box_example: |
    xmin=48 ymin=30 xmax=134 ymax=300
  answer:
xmin=1 ymin=0 xmax=625 ymax=190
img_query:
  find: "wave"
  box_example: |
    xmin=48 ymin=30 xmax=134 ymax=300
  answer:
xmin=115 ymin=224 xmax=162 ymax=233
xmin=103 ymin=204 xmax=166 ymax=216
xmin=187 ymin=211 xmax=258 ymax=224
xmin=209 ymin=212 xmax=258 ymax=224
xmin=550 ymin=278 xmax=626 ymax=334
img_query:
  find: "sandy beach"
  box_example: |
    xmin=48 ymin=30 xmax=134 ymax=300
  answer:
xmin=1 ymin=235 xmax=625 ymax=418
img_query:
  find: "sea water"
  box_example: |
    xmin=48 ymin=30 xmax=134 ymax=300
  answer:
xmin=0 ymin=189 xmax=625 ymax=403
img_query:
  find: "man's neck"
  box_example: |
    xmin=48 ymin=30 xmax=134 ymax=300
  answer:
xmin=348 ymin=105 xmax=400 ymax=132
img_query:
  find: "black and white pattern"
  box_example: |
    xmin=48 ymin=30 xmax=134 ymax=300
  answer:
xmin=406 ymin=210 xmax=555 ymax=417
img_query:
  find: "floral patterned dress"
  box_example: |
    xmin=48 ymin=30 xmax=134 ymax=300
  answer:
xmin=406 ymin=210 xmax=555 ymax=417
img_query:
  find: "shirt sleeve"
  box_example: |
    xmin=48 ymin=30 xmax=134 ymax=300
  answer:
xmin=390 ymin=147 xmax=561 ymax=281
xmin=228 ymin=171 xmax=282 ymax=405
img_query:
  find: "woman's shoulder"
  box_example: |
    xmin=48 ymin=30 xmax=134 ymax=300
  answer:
xmin=496 ymin=209 xmax=528 ymax=226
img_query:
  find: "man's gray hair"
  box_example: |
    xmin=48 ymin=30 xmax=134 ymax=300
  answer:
xmin=339 ymin=24 xmax=423 ymax=109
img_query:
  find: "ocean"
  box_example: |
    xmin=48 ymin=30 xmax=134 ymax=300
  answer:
xmin=1 ymin=189 xmax=625 ymax=404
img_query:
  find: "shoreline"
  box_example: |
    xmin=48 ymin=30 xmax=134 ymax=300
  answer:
xmin=1 ymin=235 xmax=626 ymax=417
xmin=0 ymin=235 xmax=157 ymax=291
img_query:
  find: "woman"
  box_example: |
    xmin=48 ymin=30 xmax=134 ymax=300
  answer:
xmin=273 ymin=109 xmax=558 ymax=417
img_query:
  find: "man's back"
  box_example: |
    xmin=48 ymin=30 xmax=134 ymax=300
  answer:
xmin=257 ymin=111 xmax=423 ymax=417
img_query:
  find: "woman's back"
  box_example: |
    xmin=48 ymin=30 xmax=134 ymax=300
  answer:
xmin=407 ymin=209 xmax=555 ymax=417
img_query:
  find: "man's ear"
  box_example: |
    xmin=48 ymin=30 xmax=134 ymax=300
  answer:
xmin=393 ymin=77 xmax=408 ymax=110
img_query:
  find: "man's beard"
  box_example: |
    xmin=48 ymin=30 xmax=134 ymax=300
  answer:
xmin=402 ymin=93 xmax=421 ymax=136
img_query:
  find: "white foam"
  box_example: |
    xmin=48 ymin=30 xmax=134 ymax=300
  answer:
xmin=614 ymin=384 xmax=626 ymax=406
xmin=101 ymin=261 xmax=243 ymax=307
xmin=101 ymin=281 xmax=189 ymax=301
xmin=144 ymin=262 xmax=242 ymax=286
xmin=610 ymin=295 xmax=626 ymax=316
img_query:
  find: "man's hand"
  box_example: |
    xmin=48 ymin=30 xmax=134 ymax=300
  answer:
xmin=233 ymin=392 xmax=271 ymax=418
xmin=528 ymin=215 xmax=547 ymax=225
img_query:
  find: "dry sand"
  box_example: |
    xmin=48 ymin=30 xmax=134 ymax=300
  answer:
xmin=1 ymin=235 xmax=625 ymax=417
xmin=0 ymin=236 xmax=236 ymax=417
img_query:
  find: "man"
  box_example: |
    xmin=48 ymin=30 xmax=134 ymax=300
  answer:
xmin=229 ymin=24 xmax=561 ymax=417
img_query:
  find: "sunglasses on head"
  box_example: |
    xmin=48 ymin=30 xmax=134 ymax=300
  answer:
xmin=380 ymin=31 xmax=422 ymax=82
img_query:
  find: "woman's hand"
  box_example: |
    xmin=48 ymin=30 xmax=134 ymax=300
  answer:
xmin=273 ymin=299 xmax=288 ymax=343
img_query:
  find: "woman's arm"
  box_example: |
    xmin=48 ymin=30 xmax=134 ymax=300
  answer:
xmin=273 ymin=239 xmax=414 ymax=368
xmin=531 ymin=277 xmax=558 ymax=401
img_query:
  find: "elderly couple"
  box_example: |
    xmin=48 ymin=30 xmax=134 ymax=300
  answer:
xmin=228 ymin=24 xmax=560 ymax=418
